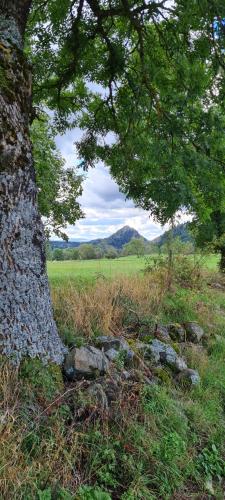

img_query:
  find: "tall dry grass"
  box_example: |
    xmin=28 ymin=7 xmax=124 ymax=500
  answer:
xmin=51 ymin=272 xmax=166 ymax=340
xmin=0 ymin=363 xmax=24 ymax=496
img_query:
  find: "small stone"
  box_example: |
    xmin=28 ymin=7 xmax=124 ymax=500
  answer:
xmin=154 ymin=324 xmax=171 ymax=342
xmin=64 ymin=346 xmax=109 ymax=380
xmin=95 ymin=335 xmax=126 ymax=351
xmin=168 ymin=323 xmax=186 ymax=342
xmin=121 ymin=370 xmax=131 ymax=380
xmin=96 ymin=335 xmax=134 ymax=364
xmin=176 ymin=368 xmax=201 ymax=386
xmin=184 ymin=322 xmax=204 ymax=343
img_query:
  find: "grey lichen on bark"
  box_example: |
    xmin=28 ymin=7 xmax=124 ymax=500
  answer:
xmin=0 ymin=7 xmax=67 ymax=364
xmin=0 ymin=16 xmax=23 ymax=49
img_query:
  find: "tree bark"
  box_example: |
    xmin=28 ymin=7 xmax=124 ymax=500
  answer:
xmin=212 ymin=211 xmax=225 ymax=273
xmin=0 ymin=1 xmax=66 ymax=363
xmin=219 ymin=247 xmax=225 ymax=273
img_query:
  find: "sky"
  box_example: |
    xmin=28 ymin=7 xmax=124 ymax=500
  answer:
xmin=55 ymin=129 xmax=168 ymax=242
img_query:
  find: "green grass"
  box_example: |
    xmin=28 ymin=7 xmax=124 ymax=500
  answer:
xmin=47 ymin=255 xmax=149 ymax=284
xmin=202 ymin=253 xmax=220 ymax=270
xmin=47 ymin=254 xmax=220 ymax=285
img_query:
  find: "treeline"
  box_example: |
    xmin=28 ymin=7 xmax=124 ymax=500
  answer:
xmin=47 ymin=244 xmax=117 ymax=261
xmin=47 ymin=237 xmax=194 ymax=261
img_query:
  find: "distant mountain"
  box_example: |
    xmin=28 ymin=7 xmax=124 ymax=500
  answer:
xmin=151 ymin=223 xmax=192 ymax=246
xmin=50 ymin=223 xmax=192 ymax=251
xmin=89 ymin=225 xmax=148 ymax=250
xmin=50 ymin=225 xmax=148 ymax=250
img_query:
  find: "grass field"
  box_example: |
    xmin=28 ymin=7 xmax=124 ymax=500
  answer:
xmin=47 ymin=253 xmax=220 ymax=284
xmin=48 ymin=255 xmax=147 ymax=284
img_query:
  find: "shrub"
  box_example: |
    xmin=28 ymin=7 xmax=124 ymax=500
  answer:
xmin=144 ymin=254 xmax=205 ymax=289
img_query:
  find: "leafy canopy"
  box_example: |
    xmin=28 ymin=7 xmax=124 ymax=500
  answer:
xmin=123 ymin=238 xmax=145 ymax=257
xmin=27 ymin=1 xmax=225 ymax=237
xmin=31 ymin=115 xmax=83 ymax=239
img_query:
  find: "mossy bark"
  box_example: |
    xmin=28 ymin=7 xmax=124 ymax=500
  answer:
xmin=219 ymin=247 xmax=225 ymax=273
xmin=0 ymin=2 xmax=66 ymax=364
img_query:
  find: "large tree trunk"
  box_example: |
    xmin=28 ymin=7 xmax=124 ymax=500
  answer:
xmin=212 ymin=212 xmax=225 ymax=273
xmin=0 ymin=1 xmax=66 ymax=363
xmin=219 ymin=247 xmax=225 ymax=273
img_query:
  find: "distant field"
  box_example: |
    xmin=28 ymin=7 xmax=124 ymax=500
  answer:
xmin=48 ymin=255 xmax=148 ymax=285
xmin=204 ymin=253 xmax=220 ymax=269
xmin=47 ymin=253 xmax=219 ymax=285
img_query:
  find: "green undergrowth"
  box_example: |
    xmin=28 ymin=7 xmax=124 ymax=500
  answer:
xmin=19 ymin=359 xmax=64 ymax=401
xmin=1 ymin=269 xmax=225 ymax=498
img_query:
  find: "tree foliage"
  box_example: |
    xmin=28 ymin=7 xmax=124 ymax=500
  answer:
xmin=27 ymin=1 xmax=225 ymax=261
xmin=123 ymin=238 xmax=145 ymax=257
xmin=31 ymin=115 xmax=84 ymax=239
xmin=78 ymin=244 xmax=97 ymax=260
xmin=161 ymin=237 xmax=194 ymax=256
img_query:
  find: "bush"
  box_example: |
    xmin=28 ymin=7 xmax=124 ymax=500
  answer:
xmin=145 ymin=253 xmax=205 ymax=289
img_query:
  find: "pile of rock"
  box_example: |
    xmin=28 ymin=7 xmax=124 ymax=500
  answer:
xmin=154 ymin=321 xmax=204 ymax=344
xmin=135 ymin=338 xmax=200 ymax=386
xmin=63 ymin=322 xmax=204 ymax=395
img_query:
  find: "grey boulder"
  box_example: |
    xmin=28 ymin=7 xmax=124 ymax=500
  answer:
xmin=176 ymin=368 xmax=201 ymax=386
xmin=184 ymin=322 xmax=204 ymax=343
xmin=64 ymin=346 xmax=109 ymax=380
xmin=148 ymin=339 xmax=187 ymax=372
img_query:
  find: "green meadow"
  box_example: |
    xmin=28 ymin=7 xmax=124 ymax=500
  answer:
xmin=47 ymin=254 xmax=219 ymax=284
xmin=48 ymin=255 xmax=147 ymax=284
